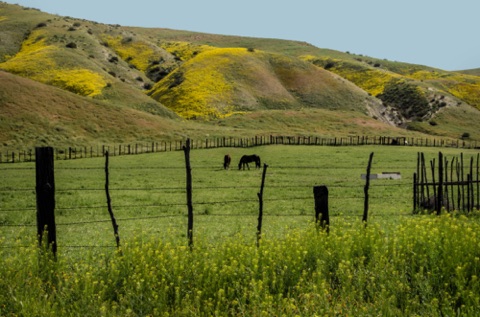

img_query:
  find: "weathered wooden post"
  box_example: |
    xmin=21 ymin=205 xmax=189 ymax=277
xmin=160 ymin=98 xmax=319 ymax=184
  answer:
xmin=183 ymin=139 xmax=194 ymax=249
xmin=104 ymin=151 xmax=120 ymax=249
xmin=437 ymin=152 xmax=443 ymax=215
xmin=413 ymin=173 xmax=418 ymax=212
xmin=477 ymin=154 xmax=479 ymax=210
xmin=256 ymin=163 xmax=268 ymax=247
xmin=313 ymin=185 xmax=329 ymax=233
xmin=363 ymin=152 xmax=374 ymax=225
xmin=430 ymin=158 xmax=437 ymax=211
xmin=35 ymin=146 xmax=57 ymax=256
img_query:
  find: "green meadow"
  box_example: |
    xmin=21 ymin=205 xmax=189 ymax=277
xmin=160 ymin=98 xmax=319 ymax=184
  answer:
xmin=1 ymin=145 xmax=480 ymax=316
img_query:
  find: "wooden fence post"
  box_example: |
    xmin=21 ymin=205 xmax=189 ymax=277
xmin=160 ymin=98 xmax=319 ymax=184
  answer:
xmin=363 ymin=152 xmax=374 ymax=224
xmin=256 ymin=163 xmax=268 ymax=247
xmin=35 ymin=147 xmax=57 ymax=256
xmin=183 ymin=139 xmax=194 ymax=249
xmin=413 ymin=173 xmax=418 ymax=212
xmin=313 ymin=185 xmax=329 ymax=233
xmin=104 ymin=151 xmax=120 ymax=249
xmin=477 ymin=154 xmax=479 ymax=209
xmin=437 ymin=152 xmax=443 ymax=215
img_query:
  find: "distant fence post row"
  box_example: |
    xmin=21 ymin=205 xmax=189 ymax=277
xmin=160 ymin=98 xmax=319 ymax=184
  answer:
xmin=413 ymin=152 xmax=480 ymax=214
xmin=1 ymin=135 xmax=478 ymax=163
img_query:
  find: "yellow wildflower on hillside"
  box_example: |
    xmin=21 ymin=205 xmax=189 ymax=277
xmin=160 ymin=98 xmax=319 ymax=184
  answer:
xmin=100 ymin=35 xmax=158 ymax=71
xmin=50 ymin=69 xmax=106 ymax=97
xmin=409 ymin=70 xmax=445 ymax=81
xmin=0 ymin=29 xmax=107 ymax=97
xmin=159 ymin=41 xmax=214 ymax=61
xmin=335 ymin=68 xmax=399 ymax=96
xmin=449 ymin=82 xmax=480 ymax=109
xmin=301 ymin=55 xmax=399 ymax=96
xmin=151 ymin=48 xmax=250 ymax=119
xmin=0 ymin=29 xmax=57 ymax=78
xmin=410 ymin=71 xmax=480 ymax=109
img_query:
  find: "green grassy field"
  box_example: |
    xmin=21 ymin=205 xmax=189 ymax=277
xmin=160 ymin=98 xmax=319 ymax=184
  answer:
xmin=1 ymin=145 xmax=480 ymax=316
xmin=0 ymin=145 xmax=436 ymax=244
xmin=2 ymin=144 xmax=479 ymax=247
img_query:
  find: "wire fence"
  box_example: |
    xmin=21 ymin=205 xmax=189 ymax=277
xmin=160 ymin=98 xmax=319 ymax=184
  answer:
xmin=1 ymin=134 xmax=479 ymax=163
xmin=1 ymin=157 xmax=416 ymax=252
xmin=8 ymin=145 xmax=478 ymax=253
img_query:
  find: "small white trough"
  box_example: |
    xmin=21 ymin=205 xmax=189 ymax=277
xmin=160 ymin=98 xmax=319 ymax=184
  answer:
xmin=361 ymin=172 xmax=401 ymax=180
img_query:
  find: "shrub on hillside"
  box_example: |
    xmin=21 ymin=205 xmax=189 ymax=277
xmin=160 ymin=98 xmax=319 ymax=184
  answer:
xmin=378 ymin=79 xmax=430 ymax=120
xmin=324 ymin=61 xmax=335 ymax=70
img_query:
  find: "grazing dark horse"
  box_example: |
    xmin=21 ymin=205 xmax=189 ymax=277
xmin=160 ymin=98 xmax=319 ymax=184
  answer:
xmin=223 ymin=154 xmax=231 ymax=170
xmin=238 ymin=154 xmax=261 ymax=170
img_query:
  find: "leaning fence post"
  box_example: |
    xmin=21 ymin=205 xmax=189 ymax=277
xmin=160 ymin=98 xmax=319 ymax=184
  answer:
xmin=104 ymin=151 xmax=120 ymax=249
xmin=363 ymin=152 xmax=374 ymax=225
xmin=35 ymin=146 xmax=57 ymax=256
xmin=256 ymin=163 xmax=268 ymax=247
xmin=313 ymin=185 xmax=329 ymax=233
xmin=183 ymin=139 xmax=194 ymax=249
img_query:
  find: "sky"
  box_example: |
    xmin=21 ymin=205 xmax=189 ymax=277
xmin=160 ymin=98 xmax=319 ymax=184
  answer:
xmin=3 ymin=0 xmax=479 ymax=71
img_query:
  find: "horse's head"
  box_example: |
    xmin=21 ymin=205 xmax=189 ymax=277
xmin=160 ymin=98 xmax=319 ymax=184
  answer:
xmin=255 ymin=155 xmax=261 ymax=168
xmin=223 ymin=154 xmax=231 ymax=169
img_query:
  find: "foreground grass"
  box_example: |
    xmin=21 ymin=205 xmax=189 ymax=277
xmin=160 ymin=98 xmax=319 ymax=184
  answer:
xmin=1 ymin=214 xmax=480 ymax=316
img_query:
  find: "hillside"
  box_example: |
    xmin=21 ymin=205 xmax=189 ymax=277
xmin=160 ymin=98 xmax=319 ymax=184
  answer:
xmin=457 ymin=68 xmax=480 ymax=77
xmin=1 ymin=2 xmax=480 ymax=151
xmin=0 ymin=70 xmax=183 ymax=148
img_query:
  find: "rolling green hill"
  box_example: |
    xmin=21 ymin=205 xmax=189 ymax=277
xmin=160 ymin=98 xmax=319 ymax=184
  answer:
xmin=1 ymin=2 xmax=480 ymax=151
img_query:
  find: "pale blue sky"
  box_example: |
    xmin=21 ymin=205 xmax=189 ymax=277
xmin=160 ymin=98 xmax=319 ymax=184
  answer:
xmin=3 ymin=0 xmax=479 ymax=70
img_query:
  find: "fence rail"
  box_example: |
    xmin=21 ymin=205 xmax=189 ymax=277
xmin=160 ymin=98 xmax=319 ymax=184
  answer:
xmin=1 ymin=134 xmax=478 ymax=163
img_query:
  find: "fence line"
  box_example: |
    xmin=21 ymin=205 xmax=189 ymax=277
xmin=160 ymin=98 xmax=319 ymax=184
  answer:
xmin=1 ymin=134 xmax=478 ymax=163
xmin=0 ymin=181 xmax=412 ymax=211
xmin=4 ymin=145 xmax=463 ymax=253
